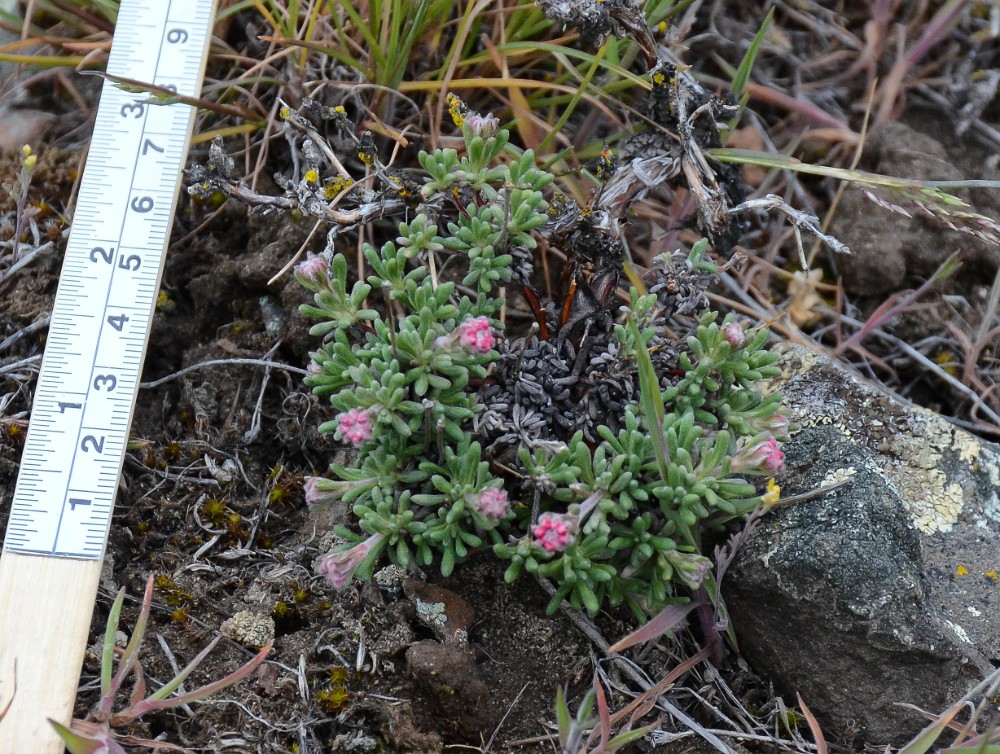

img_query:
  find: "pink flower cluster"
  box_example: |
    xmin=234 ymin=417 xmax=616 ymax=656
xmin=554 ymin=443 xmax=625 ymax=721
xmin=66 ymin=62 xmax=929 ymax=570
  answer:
xmin=756 ymin=437 xmax=785 ymax=474
xmin=474 ymin=488 xmax=509 ymax=520
xmin=531 ymin=491 xmax=603 ymax=553
xmin=335 ymin=407 xmax=373 ymax=446
xmin=533 ymin=512 xmax=577 ymax=553
xmin=456 ymin=316 xmax=494 ymax=354
xmin=434 ymin=316 xmax=496 ymax=355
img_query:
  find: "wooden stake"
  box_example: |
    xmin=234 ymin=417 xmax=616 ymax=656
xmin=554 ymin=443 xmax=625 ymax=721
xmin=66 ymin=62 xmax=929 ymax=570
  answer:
xmin=0 ymin=552 xmax=103 ymax=752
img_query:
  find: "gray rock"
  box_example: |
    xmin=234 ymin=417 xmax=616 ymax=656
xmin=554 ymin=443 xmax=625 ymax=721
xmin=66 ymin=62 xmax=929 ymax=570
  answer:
xmin=727 ymin=344 xmax=1000 ymax=745
xmin=830 ymin=120 xmax=1000 ymax=299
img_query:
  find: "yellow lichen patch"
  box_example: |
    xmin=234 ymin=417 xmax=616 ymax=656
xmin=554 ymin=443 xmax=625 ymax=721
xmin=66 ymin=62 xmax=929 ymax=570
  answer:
xmin=934 ymin=350 xmax=960 ymax=377
xmin=957 ymin=565 xmax=969 ymax=576
xmin=304 ymin=169 xmax=319 ymax=185
xmin=772 ymin=366 xmax=978 ymax=535
xmin=985 ymin=570 xmax=998 ymax=582
xmin=323 ymin=176 xmax=353 ymax=200
xmin=595 ymin=143 xmax=616 ymax=181
xmin=446 ymin=93 xmax=467 ymax=128
xmin=155 ymin=290 xmax=174 ymax=311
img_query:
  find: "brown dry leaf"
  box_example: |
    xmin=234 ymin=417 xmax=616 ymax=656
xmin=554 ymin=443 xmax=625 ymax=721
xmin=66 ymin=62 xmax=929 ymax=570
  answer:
xmin=787 ymin=269 xmax=825 ymax=327
xmin=725 ymin=127 xmax=766 ymax=188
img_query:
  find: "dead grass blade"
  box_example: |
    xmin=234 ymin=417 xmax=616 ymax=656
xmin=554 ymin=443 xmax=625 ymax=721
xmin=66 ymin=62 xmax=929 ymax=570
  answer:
xmin=608 ymin=602 xmax=701 ymax=654
xmin=795 ymin=693 xmax=827 ymax=754
xmin=77 ymin=70 xmax=261 ymax=122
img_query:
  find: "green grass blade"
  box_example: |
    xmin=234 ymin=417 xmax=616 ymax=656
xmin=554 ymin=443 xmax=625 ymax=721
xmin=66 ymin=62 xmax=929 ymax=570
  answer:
xmin=135 ymin=642 xmax=272 ymax=715
xmin=555 ymin=686 xmax=571 ymax=748
xmin=100 ymin=587 xmax=127 ymax=700
xmin=710 ymin=148 xmax=1000 ymax=192
xmin=606 ymin=724 xmax=657 ymax=751
xmin=538 ymin=40 xmax=609 ymax=154
xmin=333 ymin=0 xmax=385 ymax=73
xmin=114 ymin=576 xmax=153 ymax=680
xmin=897 ymin=699 xmax=964 ymax=754
xmin=628 ymin=319 xmax=670 ymax=481
xmin=731 ymin=8 xmax=773 ymax=101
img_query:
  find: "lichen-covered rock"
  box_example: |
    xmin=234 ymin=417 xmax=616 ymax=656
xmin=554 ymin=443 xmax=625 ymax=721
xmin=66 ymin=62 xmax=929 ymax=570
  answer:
xmin=221 ymin=610 xmax=275 ymax=649
xmin=728 ymin=344 xmax=1000 ymax=745
xmin=403 ymin=578 xmax=475 ymax=646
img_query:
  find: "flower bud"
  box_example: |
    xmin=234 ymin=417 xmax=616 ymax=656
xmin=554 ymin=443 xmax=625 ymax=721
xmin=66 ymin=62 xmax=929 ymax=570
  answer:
xmin=316 ymin=532 xmax=385 ymax=589
xmin=666 ymin=550 xmax=712 ymax=590
xmin=303 ymin=476 xmax=348 ymax=508
xmin=294 ymin=253 xmax=329 ymax=291
xmin=731 ymin=436 xmax=784 ymax=475
xmin=722 ymin=322 xmax=745 ymax=349
xmin=749 ymin=413 xmax=790 ymax=439
xmin=465 ymin=112 xmax=499 ymax=138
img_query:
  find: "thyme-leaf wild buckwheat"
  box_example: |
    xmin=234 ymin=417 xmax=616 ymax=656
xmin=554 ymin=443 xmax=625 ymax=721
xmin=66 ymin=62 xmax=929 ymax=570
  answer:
xmin=189 ymin=92 xmax=786 ymax=618
xmin=296 ymin=101 xmax=552 ymax=586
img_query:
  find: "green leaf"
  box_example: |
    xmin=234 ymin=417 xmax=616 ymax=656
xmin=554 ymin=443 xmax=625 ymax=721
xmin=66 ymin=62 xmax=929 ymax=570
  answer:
xmin=628 ymin=319 xmax=670 ymax=482
xmin=555 ymin=687 xmax=571 ymax=748
xmin=101 ymin=587 xmax=126 ymax=700
xmin=441 ymin=543 xmax=456 ymax=576
xmin=49 ymin=720 xmax=126 ymax=754
xmin=577 ymin=580 xmax=599 ymax=615
xmin=731 ymin=8 xmax=774 ymax=101
xmin=896 ymin=697 xmax=966 ymax=754
xmin=606 ymin=724 xmax=658 ymax=751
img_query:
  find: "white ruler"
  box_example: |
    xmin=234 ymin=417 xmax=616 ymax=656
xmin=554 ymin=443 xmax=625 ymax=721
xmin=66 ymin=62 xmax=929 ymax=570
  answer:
xmin=0 ymin=1 xmax=216 ymax=750
xmin=3 ymin=0 xmax=215 ymax=558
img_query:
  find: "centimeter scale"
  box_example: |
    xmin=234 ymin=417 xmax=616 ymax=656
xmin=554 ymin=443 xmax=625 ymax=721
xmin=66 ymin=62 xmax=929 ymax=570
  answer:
xmin=0 ymin=1 xmax=216 ymax=749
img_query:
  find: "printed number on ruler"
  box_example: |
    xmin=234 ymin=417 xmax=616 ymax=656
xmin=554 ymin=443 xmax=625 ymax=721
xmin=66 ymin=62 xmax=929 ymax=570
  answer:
xmin=2 ymin=0 xmax=214 ymax=558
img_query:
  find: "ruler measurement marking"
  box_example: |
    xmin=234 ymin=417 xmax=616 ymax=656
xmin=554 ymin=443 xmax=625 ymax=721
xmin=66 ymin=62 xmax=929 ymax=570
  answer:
xmin=51 ymin=0 xmax=178 ymax=555
xmin=4 ymin=0 xmax=212 ymax=559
